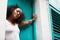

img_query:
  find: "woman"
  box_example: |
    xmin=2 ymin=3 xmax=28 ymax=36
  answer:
xmin=5 ymin=5 xmax=37 ymax=40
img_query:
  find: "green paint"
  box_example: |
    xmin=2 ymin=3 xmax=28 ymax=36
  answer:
xmin=49 ymin=6 xmax=54 ymax=40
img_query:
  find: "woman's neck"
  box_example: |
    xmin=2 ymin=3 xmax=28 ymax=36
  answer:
xmin=7 ymin=17 xmax=16 ymax=26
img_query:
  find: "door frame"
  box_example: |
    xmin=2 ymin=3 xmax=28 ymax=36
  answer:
xmin=35 ymin=0 xmax=52 ymax=40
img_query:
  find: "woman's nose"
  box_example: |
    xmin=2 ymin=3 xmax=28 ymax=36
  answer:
xmin=17 ymin=12 xmax=20 ymax=15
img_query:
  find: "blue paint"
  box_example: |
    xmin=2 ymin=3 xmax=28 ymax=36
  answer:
xmin=7 ymin=0 xmax=36 ymax=40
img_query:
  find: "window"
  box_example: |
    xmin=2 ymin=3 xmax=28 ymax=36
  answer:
xmin=49 ymin=4 xmax=60 ymax=40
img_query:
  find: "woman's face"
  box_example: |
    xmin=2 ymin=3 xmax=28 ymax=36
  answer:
xmin=12 ymin=8 xmax=22 ymax=19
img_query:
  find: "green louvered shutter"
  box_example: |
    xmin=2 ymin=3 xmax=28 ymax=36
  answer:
xmin=50 ymin=4 xmax=60 ymax=40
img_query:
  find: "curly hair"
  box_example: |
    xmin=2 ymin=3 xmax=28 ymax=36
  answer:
xmin=6 ymin=5 xmax=25 ymax=24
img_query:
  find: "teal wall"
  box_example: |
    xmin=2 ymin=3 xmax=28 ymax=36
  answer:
xmin=7 ymin=0 xmax=36 ymax=40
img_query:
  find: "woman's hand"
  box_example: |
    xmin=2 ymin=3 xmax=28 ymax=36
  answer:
xmin=19 ymin=14 xmax=37 ymax=27
xmin=32 ymin=14 xmax=37 ymax=21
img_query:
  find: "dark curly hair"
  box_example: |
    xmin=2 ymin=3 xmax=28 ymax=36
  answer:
xmin=6 ymin=5 xmax=25 ymax=24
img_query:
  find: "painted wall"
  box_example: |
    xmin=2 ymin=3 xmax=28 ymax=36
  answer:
xmin=49 ymin=0 xmax=60 ymax=11
xmin=7 ymin=0 xmax=36 ymax=40
xmin=0 ymin=0 xmax=7 ymax=40
xmin=35 ymin=0 xmax=52 ymax=40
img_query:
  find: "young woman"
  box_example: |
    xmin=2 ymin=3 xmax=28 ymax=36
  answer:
xmin=5 ymin=5 xmax=37 ymax=40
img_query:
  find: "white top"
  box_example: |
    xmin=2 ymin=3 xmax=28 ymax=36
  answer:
xmin=5 ymin=20 xmax=20 ymax=40
xmin=5 ymin=20 xmax=20 ymax=32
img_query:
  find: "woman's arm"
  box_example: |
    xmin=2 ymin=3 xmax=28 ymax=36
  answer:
xmin=19 ymin=14 xmax=37 ymax=27
xmin=19 ymin=19 xmax=34 ymax=26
